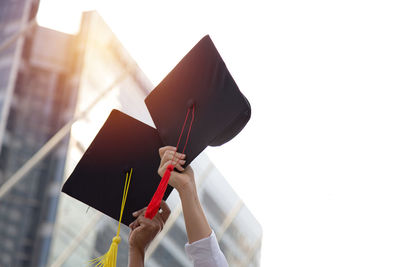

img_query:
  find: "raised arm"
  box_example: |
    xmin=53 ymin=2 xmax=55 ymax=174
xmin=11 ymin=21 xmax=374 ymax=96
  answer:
xmin=158 ymin=146 xmax=211 ymax=243
xmin=158 ymin=146 xmax=228 ymax=266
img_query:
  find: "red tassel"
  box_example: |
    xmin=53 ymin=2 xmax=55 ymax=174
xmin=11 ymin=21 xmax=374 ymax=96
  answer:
xmin=145 ymin=164 xmax=174 ymax=219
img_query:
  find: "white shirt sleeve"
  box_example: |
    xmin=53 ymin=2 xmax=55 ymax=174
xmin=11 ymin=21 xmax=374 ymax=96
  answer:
xmin=184 ymin=230 xmax=229 ymax=267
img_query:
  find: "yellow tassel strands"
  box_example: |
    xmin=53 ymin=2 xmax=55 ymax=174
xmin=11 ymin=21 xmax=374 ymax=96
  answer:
xmin=89 ymin=168 xmax=133 ymax=267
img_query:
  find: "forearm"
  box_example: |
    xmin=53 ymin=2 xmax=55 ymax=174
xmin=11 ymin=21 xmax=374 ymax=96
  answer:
xmin=178 ymin=184 xmax=212 ymax=244
xmin=128 ymin=247 xmax=144 ymax=267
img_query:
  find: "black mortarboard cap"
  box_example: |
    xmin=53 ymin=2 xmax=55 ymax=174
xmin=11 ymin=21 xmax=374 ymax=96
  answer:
xmin=145 ymin=35 xmax=251 ymax=166
xmin=61 ymin=110 xmax=171 ymax=226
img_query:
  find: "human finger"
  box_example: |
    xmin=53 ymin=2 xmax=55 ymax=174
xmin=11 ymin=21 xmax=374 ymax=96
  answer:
xmin=159 ymin=146 xmax=176 ymax=157
xmin=132 ymin=207 xmax=147 ymax=218
xmin=129 ymin=213 xmax=144 ymax=230
xmin=166 ymin=153 xmax=185 ymax=166
xmin=158 ymin=160 xmax=184 ymax=176
xmin=160 ymin=151 xmax=186 ymax=169
xmin=165 ymin=160 xmax=185 ymax=172
xmin=137 ymin=216 xmax=161 ymax=234
xmin=136 ymin=215 xmax=151 ymax=226
xmin=165 ymin=149 xmax=186 ymax=160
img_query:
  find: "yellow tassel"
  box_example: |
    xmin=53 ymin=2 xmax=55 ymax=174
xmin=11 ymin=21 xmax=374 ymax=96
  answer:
xmin=89 ymin=168 xmax=133 ymax=267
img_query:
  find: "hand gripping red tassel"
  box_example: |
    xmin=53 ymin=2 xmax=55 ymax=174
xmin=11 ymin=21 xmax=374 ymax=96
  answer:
xmin=145 ymin=105 xmax=195 ymax=219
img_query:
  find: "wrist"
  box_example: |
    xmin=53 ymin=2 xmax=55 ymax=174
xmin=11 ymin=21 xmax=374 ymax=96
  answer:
xmin=177 ymin=180 xmax=196 ymax=196
xmin=129 ymin=246 xmax=145 ymax=267
xmin=130 ymin=245 xmax=145 ymax=258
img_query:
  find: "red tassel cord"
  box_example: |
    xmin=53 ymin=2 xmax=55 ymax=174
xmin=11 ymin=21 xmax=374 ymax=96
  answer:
xmin=145 ymin=105 xmax=195 ymax=219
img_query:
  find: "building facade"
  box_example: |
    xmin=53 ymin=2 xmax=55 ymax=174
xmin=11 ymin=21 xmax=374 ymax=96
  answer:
xmin=0 ymin=0 xmax=40 ymax=148
xmin=0 ymin=4 xmax=81 ymax=267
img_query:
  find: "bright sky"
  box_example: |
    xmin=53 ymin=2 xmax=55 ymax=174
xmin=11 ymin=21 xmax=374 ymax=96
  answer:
xmin=37 ymin=0 xmax=400 ymax=266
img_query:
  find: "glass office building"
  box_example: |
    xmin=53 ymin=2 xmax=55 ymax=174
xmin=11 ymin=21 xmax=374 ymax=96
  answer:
xmin=0 ymin=1 xmax=80 ymax=266
xmin=0 ymin=0 xmax=40 ymax=148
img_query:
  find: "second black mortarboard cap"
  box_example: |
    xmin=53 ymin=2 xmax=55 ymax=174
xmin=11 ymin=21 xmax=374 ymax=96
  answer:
xmin=145 ymin=35 xmax=251 ymax=166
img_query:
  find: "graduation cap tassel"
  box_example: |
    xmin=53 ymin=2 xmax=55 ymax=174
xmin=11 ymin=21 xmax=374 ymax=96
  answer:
xmin=145 ymin=105 xmax=195 ymax=219
xmin=89 ymin=168 xmax=133 ymax=267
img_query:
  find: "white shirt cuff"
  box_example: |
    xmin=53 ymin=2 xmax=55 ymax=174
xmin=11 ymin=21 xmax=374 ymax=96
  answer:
xmin=185 ymin=230 xmax=228 ymax=266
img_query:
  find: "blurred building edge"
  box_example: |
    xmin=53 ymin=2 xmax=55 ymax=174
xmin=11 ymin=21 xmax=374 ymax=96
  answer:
xmin=0 ymin=1 xmax=77 ymax=267
xmin=0 ymin=0 xmax=40 ymax=151
xmin=0 ymin=7 xmax=262 ymax=267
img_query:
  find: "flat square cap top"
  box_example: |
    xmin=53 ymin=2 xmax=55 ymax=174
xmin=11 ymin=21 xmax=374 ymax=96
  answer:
xmin=145 ymin=35 xmax=251 ymax=165
xmin=61 ymin=110 xmax=172 ymax=226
